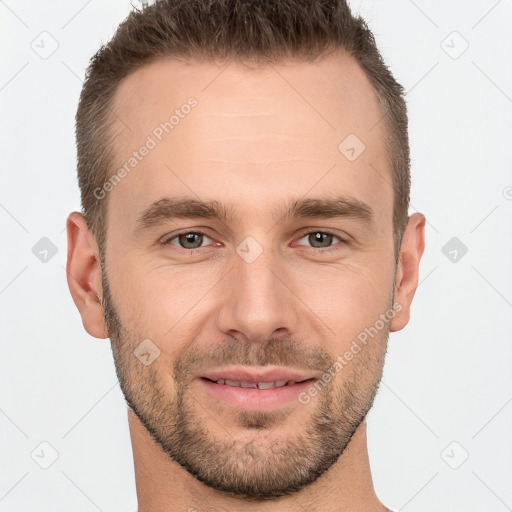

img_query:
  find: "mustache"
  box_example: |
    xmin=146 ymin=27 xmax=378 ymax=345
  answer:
xmin=174 ymin=336 xmax=334 ymax=379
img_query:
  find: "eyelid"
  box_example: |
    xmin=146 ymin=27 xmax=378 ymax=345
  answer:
xmin=161 ymin=229 xmax=214 ymax=247
xmin=293 ymin=229 xmax=349 ymax=251
xmin=161 ymin=228 xmax=349 ymax=251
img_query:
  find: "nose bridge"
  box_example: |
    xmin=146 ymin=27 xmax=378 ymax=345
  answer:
xmin=216 ymin=239 xmax=300 ymax=342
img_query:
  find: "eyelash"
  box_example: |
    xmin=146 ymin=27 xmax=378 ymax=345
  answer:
xmin=161 ymin=229 xmax=348 ymax=252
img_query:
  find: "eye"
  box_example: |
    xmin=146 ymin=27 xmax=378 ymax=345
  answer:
xmin=165 ymin=231 xmax=214 ymax=250
xmin=296 ymin=231 xmax=344 ymax=250
xmin=162 ymin=229 xmax=347 ymax=252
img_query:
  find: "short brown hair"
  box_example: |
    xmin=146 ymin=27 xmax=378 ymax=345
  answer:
xmin=76 ymin=0 xmax=410 ymax=257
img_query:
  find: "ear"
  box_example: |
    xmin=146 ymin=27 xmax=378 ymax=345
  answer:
xmin=389 ymin=212 xmax=426 ymax=332
xmin=66 ymin=212 xmax=109 ymax=339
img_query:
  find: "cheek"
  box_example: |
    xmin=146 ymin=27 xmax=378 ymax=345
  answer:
xmin=107 ymin=246 xmax=395 ymax=355
xmin=107 ymin=256 xmax=219 ymax=345
xmin=297 ymin=260 xmax=395 ymax=343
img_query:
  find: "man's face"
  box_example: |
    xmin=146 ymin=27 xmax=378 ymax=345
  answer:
xmin=102 ymin=52 xmax=397 ymax=499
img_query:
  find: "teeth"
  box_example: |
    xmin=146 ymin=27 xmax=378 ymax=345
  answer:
xmin=240 ymin=381 xmax=258 ymax=388
xmin=212 ymin=379 xmax=298 ymax=389
xmin=257 ymin=382 xmax=275 ymax=389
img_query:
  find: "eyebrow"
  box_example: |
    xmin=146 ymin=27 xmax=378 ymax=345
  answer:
xmin=135 ymin=195 xmax=373 ymax=231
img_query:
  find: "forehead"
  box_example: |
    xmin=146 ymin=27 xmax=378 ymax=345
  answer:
xmin=112 ymin=51 xmax=384 ymax=144
xmin=106 ymin=52 xmax=392 ymax=229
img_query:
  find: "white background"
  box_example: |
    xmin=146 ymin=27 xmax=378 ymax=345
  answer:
xmin=1 ymin=1 xmax=511 ymax=510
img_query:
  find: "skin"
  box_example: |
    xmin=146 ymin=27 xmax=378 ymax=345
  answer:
xmin=67 ymin=50 xmax=425 ymax=511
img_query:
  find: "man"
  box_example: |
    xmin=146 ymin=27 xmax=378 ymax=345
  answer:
xmin=66 ymin=0 xmax=425 ymax=510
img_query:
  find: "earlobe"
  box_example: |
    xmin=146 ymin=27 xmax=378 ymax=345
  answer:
xmin=389 ymin=213 xmax=426 ymax=332
xmin=66 ymin=212 xmax=109 ymax=339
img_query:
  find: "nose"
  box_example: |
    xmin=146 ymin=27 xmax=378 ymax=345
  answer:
xmin=215 ymin=246 xmax=301 ymax=345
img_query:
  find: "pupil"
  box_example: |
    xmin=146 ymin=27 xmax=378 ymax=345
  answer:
xmin=178 ymin=232 xmax=333 ymax=249
xmin=180 ymin=233 xmax=202 ymax=248
xmin=311 ymin=232 xmax=331 ymax=247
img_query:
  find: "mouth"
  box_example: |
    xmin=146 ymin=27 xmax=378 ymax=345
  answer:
xmin=196 ymin=368 xmax=319 ymax=410
xmin=201 ymin=377 xmax=312 ymax=389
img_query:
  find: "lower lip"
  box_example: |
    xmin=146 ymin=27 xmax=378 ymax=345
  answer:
xmin=198 ymin=378 xmax=316 ymax=410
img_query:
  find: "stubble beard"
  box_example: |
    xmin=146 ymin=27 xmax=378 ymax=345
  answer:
xmin=101 ymin=269 xmax=389 ymax=500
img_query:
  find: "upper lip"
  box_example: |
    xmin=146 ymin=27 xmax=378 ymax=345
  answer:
xmin=199 ymin=366 xmax=319 ymax=383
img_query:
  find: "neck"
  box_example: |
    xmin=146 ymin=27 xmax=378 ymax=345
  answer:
xmin=128 ymin=408 xmax=388 ymax=512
